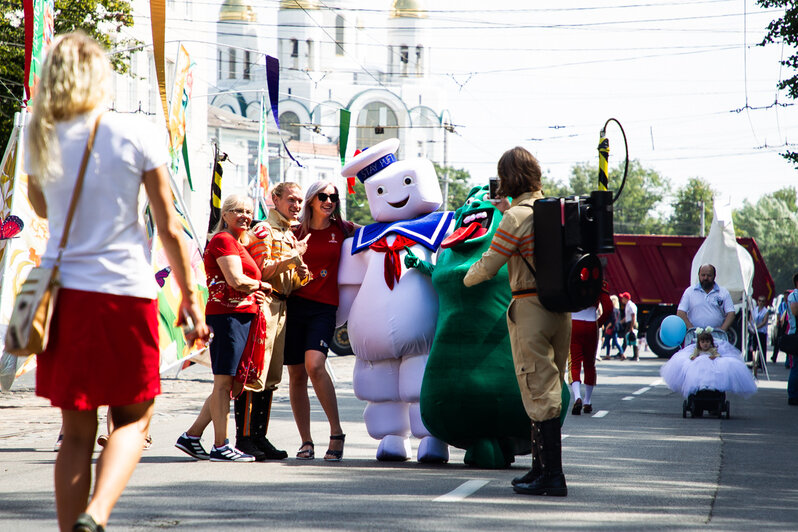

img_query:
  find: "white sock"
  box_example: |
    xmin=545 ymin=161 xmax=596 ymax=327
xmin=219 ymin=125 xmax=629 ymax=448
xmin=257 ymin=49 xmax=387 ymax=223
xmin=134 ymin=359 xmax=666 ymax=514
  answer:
xmin=571 ymin=381 xmax=582 ymax=401
xmin=183 ymin=432 xmax=200 ymax=440
xmin=584 ymin=385 xmax=594 ymax=404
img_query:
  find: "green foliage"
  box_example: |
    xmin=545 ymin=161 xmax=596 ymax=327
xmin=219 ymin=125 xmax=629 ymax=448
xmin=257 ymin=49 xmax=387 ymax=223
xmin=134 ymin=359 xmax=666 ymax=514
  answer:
xmin=433 ymin=162 xmax=472 ymax=212
xmin=0 ymin=0 xmax=137 ymax=149
xmin=667 ymin=177 xmax=716 ymax=236
xmin=547 ymin=159 xmax=671 ymax=234
xmin=733 ymin=187 xmax=798 ymax=293
xmin=758 ymin=0 xmax=798 ymax=167
xmin=344 ymin=184 xmax=374 ymax=226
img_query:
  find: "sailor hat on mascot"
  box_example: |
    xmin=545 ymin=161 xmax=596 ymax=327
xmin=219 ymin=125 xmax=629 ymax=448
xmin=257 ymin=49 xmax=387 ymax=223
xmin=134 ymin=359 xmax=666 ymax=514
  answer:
xmin=337 ymin=137 xmax=453 ymax=462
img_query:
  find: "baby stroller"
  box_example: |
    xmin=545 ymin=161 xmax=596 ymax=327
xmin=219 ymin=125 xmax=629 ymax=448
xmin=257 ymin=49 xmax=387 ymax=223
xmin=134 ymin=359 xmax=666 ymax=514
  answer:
xmin=683 ymin=390 xmax=730 ymax=419
xmin=662 ymin=328 xmax=754 ymax=419
xmin=681 ymin=328 xmax=731 ymax=419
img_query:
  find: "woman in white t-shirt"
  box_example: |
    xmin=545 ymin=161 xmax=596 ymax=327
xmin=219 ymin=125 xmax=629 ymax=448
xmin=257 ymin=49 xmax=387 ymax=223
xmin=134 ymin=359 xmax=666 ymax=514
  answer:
xmin=24 ymin=32 xmax=210 ymax=532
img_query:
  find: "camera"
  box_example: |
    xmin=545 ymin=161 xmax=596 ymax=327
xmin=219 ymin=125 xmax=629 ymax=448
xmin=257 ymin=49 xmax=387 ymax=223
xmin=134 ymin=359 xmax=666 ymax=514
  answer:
xmin=533 ymin=190 xmax=614 ymax=312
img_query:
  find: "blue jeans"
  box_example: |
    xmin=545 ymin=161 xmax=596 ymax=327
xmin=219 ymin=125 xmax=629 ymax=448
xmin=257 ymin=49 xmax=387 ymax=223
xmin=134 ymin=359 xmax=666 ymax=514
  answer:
xmin=788 ymin=355 xmax=798 ymax=400
xmin=602 ymin=332 xmax=623 ymax=356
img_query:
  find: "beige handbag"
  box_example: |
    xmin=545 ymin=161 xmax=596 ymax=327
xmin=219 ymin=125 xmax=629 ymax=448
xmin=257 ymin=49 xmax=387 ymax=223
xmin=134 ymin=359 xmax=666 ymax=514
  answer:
xmin=5 ymin=113 xmax=103 ymax=356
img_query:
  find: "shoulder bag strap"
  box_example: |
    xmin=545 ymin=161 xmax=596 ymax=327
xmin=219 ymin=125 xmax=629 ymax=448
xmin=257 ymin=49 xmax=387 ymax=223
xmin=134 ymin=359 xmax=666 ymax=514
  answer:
xmin=54 ymin=111 xmax=104 ymax=267
xmin=518 ymin=204 xmax=536 ymax=278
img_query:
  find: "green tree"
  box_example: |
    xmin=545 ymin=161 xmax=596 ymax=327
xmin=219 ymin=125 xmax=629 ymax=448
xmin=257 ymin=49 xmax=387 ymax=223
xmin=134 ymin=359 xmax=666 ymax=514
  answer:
xmin=0 ymin=0 xmax=137 ymax=149
xmin=434 ymin=162 xmax=472 ymax=211
xmin=667 ymin=177 xmax=715 ymax=236
xmin=547 ymin=159 xmax=670 ymax=234
xmin=758 ymin=0 xmax=798 ymax=168
xmin=344 ymin=184 xmax=374 ymax=226
xmin=733 ymin=187 xmax=798 ymax=293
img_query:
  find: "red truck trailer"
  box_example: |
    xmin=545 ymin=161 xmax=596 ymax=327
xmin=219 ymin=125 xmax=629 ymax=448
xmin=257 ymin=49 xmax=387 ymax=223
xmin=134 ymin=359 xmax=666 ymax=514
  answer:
xmin=602 ymin=234 xmax=775 ymax=358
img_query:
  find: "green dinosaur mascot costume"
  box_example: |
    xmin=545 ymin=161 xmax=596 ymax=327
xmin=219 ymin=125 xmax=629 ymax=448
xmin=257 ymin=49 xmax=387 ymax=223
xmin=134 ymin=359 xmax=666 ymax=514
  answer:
xmin=406 ymin=185 xmax=569 ymax=469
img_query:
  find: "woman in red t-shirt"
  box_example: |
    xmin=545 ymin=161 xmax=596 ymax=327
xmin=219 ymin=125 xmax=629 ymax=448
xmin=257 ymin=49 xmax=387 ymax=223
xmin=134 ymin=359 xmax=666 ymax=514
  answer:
xmin=284 ymin=181 xmax=357 ymax=461
xmin=176 ymin=195 xmax=270 ymax=462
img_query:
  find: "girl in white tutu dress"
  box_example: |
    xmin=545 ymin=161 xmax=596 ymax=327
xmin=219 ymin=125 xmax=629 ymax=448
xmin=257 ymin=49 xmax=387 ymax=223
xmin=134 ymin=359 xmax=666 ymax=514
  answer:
xmin=661 ymin=328 xmax=757 ymax=398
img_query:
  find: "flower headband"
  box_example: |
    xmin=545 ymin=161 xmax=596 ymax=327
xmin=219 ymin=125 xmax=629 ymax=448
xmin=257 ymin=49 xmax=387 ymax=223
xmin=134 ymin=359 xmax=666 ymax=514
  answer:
xmin=695 ymin=326 xmax=714 ymax=335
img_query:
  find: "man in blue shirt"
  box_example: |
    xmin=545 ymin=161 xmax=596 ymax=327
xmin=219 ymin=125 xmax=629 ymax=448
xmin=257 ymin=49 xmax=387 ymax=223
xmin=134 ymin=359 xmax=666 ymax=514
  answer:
xmin=784 ymin=274 xmax=798 ymax=406
xmin=772 ymin=291 xmax=790 ymax=364
xmin=677 ymin=264 xmax=736 ymax=332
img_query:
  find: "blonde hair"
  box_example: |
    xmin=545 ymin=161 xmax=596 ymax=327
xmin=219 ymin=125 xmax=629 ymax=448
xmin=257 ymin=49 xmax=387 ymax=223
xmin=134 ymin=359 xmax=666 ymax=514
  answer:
xmin=610 ymin=295 xmax=619 ymax=310
xmin=271 ymin=181 xmax=301 ymax=201
xmin=27 ymin=32 xmax=111 ymax=183
xmin=296 ymin=180 xmax=350 ymax=238
xmin=212 ymin=195 xmax=254 ymax=235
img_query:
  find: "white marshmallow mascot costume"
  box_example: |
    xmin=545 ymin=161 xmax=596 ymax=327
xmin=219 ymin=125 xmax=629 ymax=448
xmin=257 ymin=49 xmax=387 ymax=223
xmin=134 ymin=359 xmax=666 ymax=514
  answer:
xmin=338 ymin=138 xmax=453 ymax=462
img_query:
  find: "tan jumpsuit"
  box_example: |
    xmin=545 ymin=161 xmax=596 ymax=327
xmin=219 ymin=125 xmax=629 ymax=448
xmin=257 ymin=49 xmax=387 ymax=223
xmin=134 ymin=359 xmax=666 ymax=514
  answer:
xmin=245 ymin=209 xmax=308 ymax=391
xmin=464 ymin=190 xmax=571 ymax=422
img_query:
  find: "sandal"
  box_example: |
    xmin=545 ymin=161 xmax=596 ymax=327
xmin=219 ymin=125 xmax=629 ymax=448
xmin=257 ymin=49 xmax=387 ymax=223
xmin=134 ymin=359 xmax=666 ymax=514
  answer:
xmin=296 ymin=441 xmax=315 ymax=460
xmin=324 ymin=434 xmax=346 ymax=462
xmin=144 ymin=434 xmax=153 ymax=450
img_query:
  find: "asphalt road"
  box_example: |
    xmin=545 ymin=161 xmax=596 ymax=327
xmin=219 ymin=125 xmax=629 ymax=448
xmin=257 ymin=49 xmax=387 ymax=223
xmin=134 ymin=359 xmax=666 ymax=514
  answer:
xmin=1 ymin=346 xmax=796 ymax=531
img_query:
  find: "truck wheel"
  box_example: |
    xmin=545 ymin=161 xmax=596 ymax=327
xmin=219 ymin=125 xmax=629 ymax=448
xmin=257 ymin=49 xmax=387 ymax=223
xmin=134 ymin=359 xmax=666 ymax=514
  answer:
xmin=330 ymin=323 xmax=355 ymax=356
xmin=646 ymin=313 xmax=681 ymax=359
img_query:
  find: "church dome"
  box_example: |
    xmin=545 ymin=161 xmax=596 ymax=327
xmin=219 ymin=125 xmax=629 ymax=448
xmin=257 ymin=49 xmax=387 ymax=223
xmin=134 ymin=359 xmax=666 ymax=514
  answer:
xmin=219 ymin=0 xmax=257 ymax=22
xmin=280 ymin=0 xmax=321 ymax=9
xmin=391 ymin=0 xmax=427 ymax=19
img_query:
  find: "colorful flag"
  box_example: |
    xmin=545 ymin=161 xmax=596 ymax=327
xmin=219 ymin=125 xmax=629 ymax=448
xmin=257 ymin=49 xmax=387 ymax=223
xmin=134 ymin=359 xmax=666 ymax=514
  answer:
xmin=265 ymin=55 xmax=301 ymax=167
xmin=208 ymin=147 xmax=224 ymax=235
xmin=150 ymin=0 xmax=169 ymax=121
xmin=167 ymin=45 xmax=195 ymax=185
xmin=23 ymin=0 xmax=54 ymax=105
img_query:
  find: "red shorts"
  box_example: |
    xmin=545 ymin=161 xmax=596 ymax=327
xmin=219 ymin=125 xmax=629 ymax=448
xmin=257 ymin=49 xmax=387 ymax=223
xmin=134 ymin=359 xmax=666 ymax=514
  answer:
xmin=36 ymin=288 xmax=161 ymax=411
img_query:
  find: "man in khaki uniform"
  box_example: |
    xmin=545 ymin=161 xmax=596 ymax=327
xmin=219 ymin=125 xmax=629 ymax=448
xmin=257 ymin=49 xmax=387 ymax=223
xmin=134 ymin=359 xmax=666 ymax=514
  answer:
xmin=234 ymin=182 xmax=310 ymax=460
xmin=464 ymin=147 xmax=570 ymax=497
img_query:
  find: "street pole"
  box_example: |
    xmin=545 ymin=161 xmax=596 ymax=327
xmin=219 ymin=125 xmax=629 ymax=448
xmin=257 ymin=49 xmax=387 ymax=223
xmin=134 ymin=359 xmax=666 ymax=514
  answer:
xmin=442 ymin=125 xmax=449 ymax=211
xmin=700 ymin=200 xmax=705 ymax=237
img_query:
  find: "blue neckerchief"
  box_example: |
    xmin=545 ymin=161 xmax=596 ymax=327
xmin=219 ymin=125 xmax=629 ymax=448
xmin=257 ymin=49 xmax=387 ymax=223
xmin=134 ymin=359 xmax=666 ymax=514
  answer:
xmin=351 ymin=211 xmax=454 ymax=255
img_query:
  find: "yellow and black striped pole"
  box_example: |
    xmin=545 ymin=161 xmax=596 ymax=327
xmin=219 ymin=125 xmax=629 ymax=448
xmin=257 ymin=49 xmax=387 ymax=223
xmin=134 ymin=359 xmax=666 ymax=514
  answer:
xmin=207 ymin=145 xmax=224 ymax=235
xmin=597 ymin=134 xmax=609 ymax=191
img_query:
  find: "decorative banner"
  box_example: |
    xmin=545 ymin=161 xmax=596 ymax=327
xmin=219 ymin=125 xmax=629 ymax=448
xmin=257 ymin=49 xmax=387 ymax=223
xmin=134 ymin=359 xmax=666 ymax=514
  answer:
xmin=182 ymin=137 xmax=193 ymax=191
xmin=339 ymin=108 xmax=351 ymax=166
xmin=150 ymin=0 xmax=169 ymax=121
xmin=0 ymin=121 xmax=50 ymax=390
xmin=208 ymin=146 xmax=223 ymax=235
xmin=167 ymin=45 xmax=194 ymax=184
xmin=265 ymin=55 xmax=301 ymax=167
xmin=256 ymin=94 xmax=269 ymax=218
xmin=22 ymin=0 xmax=54 ymax=105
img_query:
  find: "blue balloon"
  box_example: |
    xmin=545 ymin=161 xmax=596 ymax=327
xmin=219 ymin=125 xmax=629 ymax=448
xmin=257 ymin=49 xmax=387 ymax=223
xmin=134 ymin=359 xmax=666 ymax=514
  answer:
xmin=659 ymin=315 xmax=687 ymax=348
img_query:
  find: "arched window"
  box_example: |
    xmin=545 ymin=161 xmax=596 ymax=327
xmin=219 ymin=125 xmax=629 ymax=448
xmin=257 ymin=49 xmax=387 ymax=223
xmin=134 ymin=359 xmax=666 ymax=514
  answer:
xmin=228 ymin=48 xmax=236 ymax=79
xmin=279 ymin=111 xmax=301 ymax=140
xmin=243 ymin=50 xmax=251 ymax=80
xmin=306 ymin=39 xmax=314 ymax=70
xmin=290 ymin=39 xmax=299 ymax=58
xmin=399 ymin=45 xmax=409 ymax=77
xmin=335 ymin=15 xmax=345 ymax=55
xmin=356 ymin=102 xmax=398 ymax=151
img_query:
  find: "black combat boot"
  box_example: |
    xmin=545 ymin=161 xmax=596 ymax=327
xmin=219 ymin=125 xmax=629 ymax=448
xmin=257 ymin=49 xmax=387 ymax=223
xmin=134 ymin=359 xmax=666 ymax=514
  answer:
xmin=234 ymin=391 xmax=266 ymax=462
xmin=632 ymin=345 xmax=640 ymax=361
xmin=512 ymin=422 xmax=541 ymax=486
xmin=512 ymin=417 xmax=567 ymax=496
xmin=251 ymin=390 xmax=287 ymax=460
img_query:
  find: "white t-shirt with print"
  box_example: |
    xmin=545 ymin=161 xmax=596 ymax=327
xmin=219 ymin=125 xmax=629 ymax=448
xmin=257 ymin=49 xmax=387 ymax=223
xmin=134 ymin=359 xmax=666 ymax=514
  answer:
xmin=24 ymin=110 xmax=169 ymax=299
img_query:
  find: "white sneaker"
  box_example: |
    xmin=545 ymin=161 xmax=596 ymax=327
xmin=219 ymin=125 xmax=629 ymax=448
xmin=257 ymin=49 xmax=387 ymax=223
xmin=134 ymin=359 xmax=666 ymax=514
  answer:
xmin=209 ymin=442 xmax=255 ymax=462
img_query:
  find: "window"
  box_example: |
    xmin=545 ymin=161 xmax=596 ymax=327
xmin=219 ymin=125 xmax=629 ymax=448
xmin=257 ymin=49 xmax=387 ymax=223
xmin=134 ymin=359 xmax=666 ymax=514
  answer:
xmin=228 ymin=48 xmax=236 ymax=79
xmin=399 ymin=46 xmax=409 ymax=76
xmin=243 ymin=50 xmax=251 ymax=80
xmin=217 ymin=49 xmax=222 ymax=80
xmin=279 ymin=111 xmax=301 ymax=140
xmin=290 ymin=39 xmax=298 ymax=58
xmin=356 ymin=102 xmax=398 ymax=151
xmin=306 ymin=39 xmax=314 ymax=69
xmin=415 ymin=45 xmax=424 ymax=76
xmin=248 ymin=140 xmax=259 ymax=181
xmin=335 ymin=15 xmax=345 ymax=56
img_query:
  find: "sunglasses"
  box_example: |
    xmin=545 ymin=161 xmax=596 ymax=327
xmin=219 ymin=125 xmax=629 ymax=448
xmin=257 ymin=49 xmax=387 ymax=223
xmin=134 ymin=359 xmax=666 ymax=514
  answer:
xmin=317 ymin=192 xmax=339 ymax=203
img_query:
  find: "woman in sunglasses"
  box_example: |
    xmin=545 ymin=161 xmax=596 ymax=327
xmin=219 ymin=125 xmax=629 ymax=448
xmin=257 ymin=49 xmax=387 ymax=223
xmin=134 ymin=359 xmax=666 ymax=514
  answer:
xmin=284 ymin=181 xmax=358 ymax=461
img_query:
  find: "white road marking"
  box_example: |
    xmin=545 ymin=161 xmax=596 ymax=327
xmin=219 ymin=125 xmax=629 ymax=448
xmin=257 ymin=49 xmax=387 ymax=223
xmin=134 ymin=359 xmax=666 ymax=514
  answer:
xmin=434 ymin=479 xmax=490 ymax=502
xmin=592 ymin=410 xmax=609 ymax=418
xmin=622 ymin=396 xmax=635 ymax=401
xmin=633 ymin=387 xmax=651 ymax=395
xmin=650 ymin=379 xmax=663 ymax=386
xmin=562 ymin=434 xmax=570 ymax=440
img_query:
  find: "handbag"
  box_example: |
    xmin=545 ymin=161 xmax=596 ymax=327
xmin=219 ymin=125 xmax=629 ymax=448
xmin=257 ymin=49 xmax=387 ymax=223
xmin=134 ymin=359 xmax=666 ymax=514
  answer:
xmin=234 ymin=308 xmax=268 ymax=392
xmin=779 ymin=333 xmax=798 ymax=354
xmin=5 ymin=113 xmax=103 ymax=357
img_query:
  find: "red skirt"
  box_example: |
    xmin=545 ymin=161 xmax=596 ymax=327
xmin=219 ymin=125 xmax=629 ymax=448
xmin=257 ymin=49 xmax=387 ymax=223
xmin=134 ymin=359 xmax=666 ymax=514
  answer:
xmin=36 ymin=288 xmax=161 ymax=411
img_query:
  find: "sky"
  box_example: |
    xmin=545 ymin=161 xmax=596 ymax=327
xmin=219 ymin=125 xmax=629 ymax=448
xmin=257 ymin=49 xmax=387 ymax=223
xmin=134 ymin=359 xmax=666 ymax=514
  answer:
xmin=144 ymin=0 xmax=796 ymax=212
